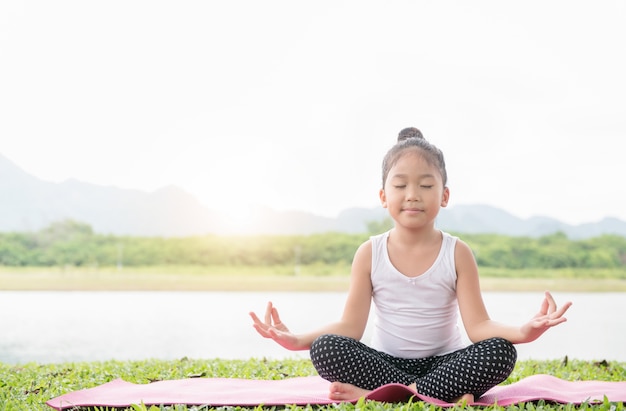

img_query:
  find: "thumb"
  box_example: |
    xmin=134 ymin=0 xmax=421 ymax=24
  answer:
xmin=268 ymin=327 xmax=280 ymax=339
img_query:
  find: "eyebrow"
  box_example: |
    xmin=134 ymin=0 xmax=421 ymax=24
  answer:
xmin=390 ymin=173 xmax=436 ymax=179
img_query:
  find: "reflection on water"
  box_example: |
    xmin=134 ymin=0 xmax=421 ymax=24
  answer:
xmin=0 ymin=291 xmax=624 ymax=364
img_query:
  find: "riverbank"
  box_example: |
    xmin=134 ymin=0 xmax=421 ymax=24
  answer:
xmin=1 ymin=266 xmax=626 ymax=291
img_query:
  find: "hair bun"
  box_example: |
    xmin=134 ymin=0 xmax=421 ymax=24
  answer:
xmin=397 ymin=127 xmax=424 ymax=142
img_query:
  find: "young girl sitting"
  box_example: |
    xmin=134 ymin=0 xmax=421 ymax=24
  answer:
xmin=250 ymin=128 xmax=572 ymax=403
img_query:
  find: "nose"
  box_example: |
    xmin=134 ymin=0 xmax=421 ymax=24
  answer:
xmin=406 ymin=184 xmax=420 ymax=201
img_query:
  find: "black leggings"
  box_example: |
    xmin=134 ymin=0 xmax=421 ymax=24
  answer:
xmin=310 ymin=334 xmax=517 ymax=402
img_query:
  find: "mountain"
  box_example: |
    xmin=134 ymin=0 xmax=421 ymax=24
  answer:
xmin=0 ymin=154 xmax=218 ymax=236
xmin=436 ymin=205 xmax=626 ymax=239
xmin=1 ymin=153 xmax=625 ymax=238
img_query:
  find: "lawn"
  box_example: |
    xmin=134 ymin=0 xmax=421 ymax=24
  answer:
xmin=1 ymin=357 xmax=625 ymax=410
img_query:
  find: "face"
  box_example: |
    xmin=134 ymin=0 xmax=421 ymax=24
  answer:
xmin=379 ymin=150 xmax=449 ymax=228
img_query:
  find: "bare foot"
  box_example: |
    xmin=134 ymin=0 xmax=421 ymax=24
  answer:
xmin=453 ymin=393 xmax=474 ymax=404
xmin=328 ymin=381 xmax=372 ymax=401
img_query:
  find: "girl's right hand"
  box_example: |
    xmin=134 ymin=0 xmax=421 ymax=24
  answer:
xmin=249 ymin=301 xmax=306 ymax=351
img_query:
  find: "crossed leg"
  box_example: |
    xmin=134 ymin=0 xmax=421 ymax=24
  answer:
xmin=310 ymin=334 xmax=516 ymax=403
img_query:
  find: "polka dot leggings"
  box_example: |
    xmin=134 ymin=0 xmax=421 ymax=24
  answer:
xmin=310 ymin=334 xmax=517 ymax=402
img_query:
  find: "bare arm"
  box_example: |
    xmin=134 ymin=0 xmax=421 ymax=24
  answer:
xmin=249 ymin=240 xmax=374 ymax=350
xmin=455 ymin=240 xmax=572 ymax=344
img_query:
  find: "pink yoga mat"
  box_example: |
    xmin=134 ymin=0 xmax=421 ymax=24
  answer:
xmin=47 ymin=374 xmax=626 ymax=410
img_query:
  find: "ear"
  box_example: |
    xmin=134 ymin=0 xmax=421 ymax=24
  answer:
xmin=441 ymin=186 xmax=450 ymax=208
xmin=379 ymin=188 xmax=388 ymax=208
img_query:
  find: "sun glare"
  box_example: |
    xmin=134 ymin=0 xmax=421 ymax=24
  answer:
xmin=221 ymin=203 xmax=255 ymax=230
xmin=176 ymin=140 xmax=277 ymax=232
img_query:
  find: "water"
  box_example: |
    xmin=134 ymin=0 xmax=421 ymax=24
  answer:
xmin=0 ymin=291 xmax=624 ymax=364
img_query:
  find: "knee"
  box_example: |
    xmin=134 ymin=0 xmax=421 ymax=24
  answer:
xmin=310 ymin=334 xmax=332 ymax=360
xmin=491 ymin=337 xmax=516 ymax=356
xmin=487 ymin=337 xmax=517 ymax=368
xmin=310 ymin=334 xmax=343 ymax=356
xmin=310 ymin=334 xmax=355 ymax=363
xmin=310 ymin=334 xmax=337 ymax=370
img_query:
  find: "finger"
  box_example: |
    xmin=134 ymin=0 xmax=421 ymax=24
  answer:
xmin=252 ymin=323 xmax=272 ymax=338
xmin=250 ymin=316 xmax=270 ymax=333
xmin=544 ymin=291 xmax=557 ymax=314
xmin=249 ymin=312 xmax=261 ymax=325
xmin=551 ymin=301 xmax=573 ymax=319
xmin=264 ymin=301 xmax=273 ymax=324
xmin=538 ymin=295 xmax=549 ymax=315
xmin=548 ymin=317 xmax=567 ymax=326
xmin=271 ymin=306 xmax=282 ymax=325
xmin=250 ymin=312 xmax=270 ymax=328
xmin=268 ymin=327 xmax=279 ymax=339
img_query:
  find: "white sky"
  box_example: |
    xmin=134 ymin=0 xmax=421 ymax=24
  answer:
xmin=1 ymin=1 xmax=625 ymax=225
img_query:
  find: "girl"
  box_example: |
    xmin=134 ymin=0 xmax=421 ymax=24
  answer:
xmin=250 ymin=128 xmax=572 ymax=403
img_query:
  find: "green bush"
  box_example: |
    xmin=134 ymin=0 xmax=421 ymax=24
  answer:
xmin=1 ymin=221 xmax=625 ymax=271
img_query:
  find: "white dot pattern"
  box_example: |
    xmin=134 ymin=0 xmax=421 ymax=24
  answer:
xmin=310 ymin=334 xmax=517 ymax=402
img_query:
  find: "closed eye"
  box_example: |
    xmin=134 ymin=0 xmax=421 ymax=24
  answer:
xmin=420 ymin=185 xmax=433 ymax=189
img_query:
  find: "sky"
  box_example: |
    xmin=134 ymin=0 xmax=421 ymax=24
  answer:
xmin=1 ymin=1 xmax=625 ymax=226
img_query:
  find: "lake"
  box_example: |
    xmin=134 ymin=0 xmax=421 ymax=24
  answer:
xmin=0 ymin=291 xmax=624 ymax=364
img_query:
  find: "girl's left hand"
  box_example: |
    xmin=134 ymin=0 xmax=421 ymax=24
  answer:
xmin=519 ymin=291 xmax=572 ymax=343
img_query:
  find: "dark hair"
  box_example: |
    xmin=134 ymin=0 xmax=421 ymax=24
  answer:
xmin=397 ymin=127 xmax=423 ymax=140
xmin=381 ymin=127 xmax=448 ymax=188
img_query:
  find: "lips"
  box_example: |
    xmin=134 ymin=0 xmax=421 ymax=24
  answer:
xmin=402 ymin=207 xmax=424 ymax=213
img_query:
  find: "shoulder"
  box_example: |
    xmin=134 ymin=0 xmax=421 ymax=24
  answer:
xmin=452 ymin=238 xmax=479 ymax=277
xmin=453 ymin=237 xmax=473 ymax=255
xmin=364 ymin=231 xmax=387 ymax=257
xmin=352 ymin=239 xmax=374 ymax=274
xmin=349 ymin=239 xmax=374 ymax=291
xmin=369 ymin=230 xmax=389 ymax=243
xmin=354 ymin=238 xmax=373 ymax=262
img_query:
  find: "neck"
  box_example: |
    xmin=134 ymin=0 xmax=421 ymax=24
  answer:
xmin=389 ymin=224 xmax=439 ymax=245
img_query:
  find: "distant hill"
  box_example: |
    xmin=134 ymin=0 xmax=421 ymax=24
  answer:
xmin=436 ymin=205 xmax=626 ymax=239
xmin=1 ymin=153 xmax=625 ymax=238
xmin=0 ymin=154 xmax=218 ymax=236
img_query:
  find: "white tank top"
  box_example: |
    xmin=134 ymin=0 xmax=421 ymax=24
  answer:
xmin=369 ymin=230 xmax=465 ymax=358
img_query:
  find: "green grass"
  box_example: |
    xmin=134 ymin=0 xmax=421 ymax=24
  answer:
xmin=1 ymin=357 xmax=624 ymax=411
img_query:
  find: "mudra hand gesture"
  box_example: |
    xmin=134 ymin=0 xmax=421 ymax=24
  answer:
xmin=519 ymin=291 xmax=572 ymax=343
xmin=249 ymin=301 xmax=306 ymax=351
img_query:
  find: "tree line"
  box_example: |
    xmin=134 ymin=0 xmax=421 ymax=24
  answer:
xmin=0 ymin=220 xmax=625 ymax=269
